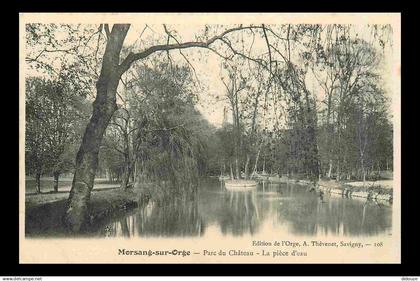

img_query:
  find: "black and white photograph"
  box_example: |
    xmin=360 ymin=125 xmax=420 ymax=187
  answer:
xmin=19 ymin=13 xmax=401 ymax=264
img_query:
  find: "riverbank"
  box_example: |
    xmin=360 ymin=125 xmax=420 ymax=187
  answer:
xmin=25 ymin=176 xmax=393 ymax=236
xmin=25 ymin=187 xmax=144 ymax=236
xmin=291 ymin=178 xmax=393 ymax=203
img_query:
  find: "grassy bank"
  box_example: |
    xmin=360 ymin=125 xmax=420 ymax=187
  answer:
xmin=323 ymin=179 xmax=392 ymax=195
xmin=25 ymin=187 xmax=145 ymax=237
xmin=25 ymin=177 xmax=118 ymax=194
xmin=25 ymin=178 xmax=192 ymax=236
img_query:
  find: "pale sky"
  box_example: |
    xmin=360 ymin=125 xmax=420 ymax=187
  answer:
xmin=26 ymin=23 xmax=395 ymax=128
xmin=123 ymin=24 xmax=394 ymax=128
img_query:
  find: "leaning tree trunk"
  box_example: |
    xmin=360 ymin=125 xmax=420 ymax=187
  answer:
xmin=120 ymin=168 xmax=129 ymax=189
xmin=120 ymin=158 xmax=132 ymax=190
xmin=63 ymin=24 xmax=130 ymax=232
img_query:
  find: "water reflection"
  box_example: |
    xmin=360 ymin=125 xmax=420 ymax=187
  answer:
xmin=219 ymin=190 xmax=259 ymax=236
xmin=274 ymin=184 xmax=391 ymax=236
xmin=98 ymin=179 xmax=392 ymax=238
xmin=101 ymin=199 xmax=205 ymax=237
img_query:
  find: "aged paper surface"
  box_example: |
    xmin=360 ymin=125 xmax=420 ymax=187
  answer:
xmin=20 ymin=13 xmax=401 ymax=263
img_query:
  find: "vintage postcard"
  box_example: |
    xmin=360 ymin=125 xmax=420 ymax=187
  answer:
xmin=19 ymin=13 xmax=401 ymax=263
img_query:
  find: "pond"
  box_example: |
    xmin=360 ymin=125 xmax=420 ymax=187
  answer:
xmin=96 ymin=178 xmax=392 ymax=238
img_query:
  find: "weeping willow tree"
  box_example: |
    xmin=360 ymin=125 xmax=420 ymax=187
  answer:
xmin=137 ymin=125 xmax=204 ymax=199
xmin=125 ymin=62 xmax=209 ymax=200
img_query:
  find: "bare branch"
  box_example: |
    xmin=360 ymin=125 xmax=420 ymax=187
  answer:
xmin=117 ymin=25 xmax=254 ymax=75
xmin=262 ymin=24 xmax=273 ymax=73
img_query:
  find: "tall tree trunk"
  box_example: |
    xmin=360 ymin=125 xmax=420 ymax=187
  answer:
xmin=306 ymin=120 xmax=320 ymax=182
xmin=107 ymin=169 xmax=112 ymax=183
xmin=336 ymin=161 xmax=341 ymax=181
xmin=230 ymin=163 xmax=234 ymax=180
xmin=63 ymin=24 xmax=130 ymax=232
xmin=235 ymin=158 xmax=240 ymax=179
xmin=251 ymin=143 xmax=262 ymax=178
xmin=53 ymin=171 xmax=60 ymax=193
xmin=361 ymin=157 xmax=366 ymax=186
xmin=130 ymin=165 xmax=135 ymax=182
xmin=120 ymin=159 xmax=132 ymax=189
xmin=326 ymin=93 xmax=334 ymax=179
xmin=262 ymin=159 xmax=266 ymax=173
xmin=120 ymin=168 xmax=129 ymax=189
xmin=244 ymin=155 xmax=250 ymax=179
xmin=327 ymin=159 xmax=333 ymax=178
xmin=120 ymin=125 xmax=132 ymax=189
xmin=35 ymin=172 xmax=41 ymax=194
xmin=300 ymin=88 xmax=320 ymax=183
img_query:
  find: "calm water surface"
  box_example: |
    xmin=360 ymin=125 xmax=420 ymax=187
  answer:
xmin=98 ymin=178 xmax=392 ymax=238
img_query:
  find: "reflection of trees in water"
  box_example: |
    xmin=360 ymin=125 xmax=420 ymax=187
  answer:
xmin=100 ymin=181 xmax=391 ymax=238
xmin=219 ymin=190 xmax=260 ymax=236
xmin=276 ymin=188 xmax=391 ymax=236
xmin=101 ymin=199 xmax=205 ymax=237
xmin=101 ymin=215 xmax=135 ymax=238
xmin=259 ymin=182 xmax=286 ymax=195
